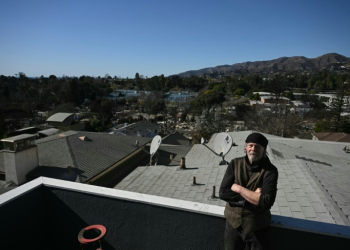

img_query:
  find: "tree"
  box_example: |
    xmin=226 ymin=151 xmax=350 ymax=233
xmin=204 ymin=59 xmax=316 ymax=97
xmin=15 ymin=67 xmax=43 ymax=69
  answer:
xmin=326 ymin=80 xmax=350 ymax=132
xmin=191 ymin=87 xmax=226 ymax=114
xmin=90 ymin=115 xmax=102 ymax=132
xmin=0 ymin=108 xmax=6 ymax=141
xmin=143 ymin=92 xmax=165 ymax=115
xmin=235 ymin=104 xmax=251 ymax=120
xmin=244 ymin=105 xmax=302 ymax=138
xmin=49 ymin=75 xmax=57 ymax=81
xmin=266 ymin=75 xmax=286 ymax=113
xmin=233 ymin=88 xmax=245 ymax=96
xmin=3 ymin=86 xmax=10 ymax=100
xmin=192 ymin=111 xmax=228 ymax=144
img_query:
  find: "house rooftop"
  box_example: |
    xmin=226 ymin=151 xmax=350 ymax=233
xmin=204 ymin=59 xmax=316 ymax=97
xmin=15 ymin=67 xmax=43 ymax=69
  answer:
xmin=115 ymin=131 xmax=350 ymax=226
xmin=46 ymin=112 xmax=74 ymax=122
xmin=312 ymin=132 xmax=350 ymax=142
xmin=1 ymin=133 xmax=36 ymax=143
xmin=0 ymin=131 xmax=152 ymax=184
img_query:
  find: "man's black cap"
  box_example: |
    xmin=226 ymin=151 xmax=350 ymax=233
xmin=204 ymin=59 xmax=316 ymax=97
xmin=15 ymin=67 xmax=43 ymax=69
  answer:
xmin=245 ymin=133 xmax=268 ymax=148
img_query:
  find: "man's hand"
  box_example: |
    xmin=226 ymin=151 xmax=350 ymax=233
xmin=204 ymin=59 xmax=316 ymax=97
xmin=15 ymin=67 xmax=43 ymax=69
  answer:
xmin=231 ymin=184 xmax=261 ymax=206
xmin=231 ymin=183 xmax=242 ymax=193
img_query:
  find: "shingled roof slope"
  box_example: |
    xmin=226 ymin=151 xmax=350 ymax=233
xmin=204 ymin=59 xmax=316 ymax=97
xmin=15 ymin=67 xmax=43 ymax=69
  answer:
xmin=312 ymin=132 xmax=350 ymax=142
xmin=162 ymin=132 xmax=191 ymax=146
xmin=115 ymin=131 xmax=350 ymax=226
xmin=153 ymin=145 xmax=192 ymax=166
xmin=27 ymin=131 xmax=151 ymax=183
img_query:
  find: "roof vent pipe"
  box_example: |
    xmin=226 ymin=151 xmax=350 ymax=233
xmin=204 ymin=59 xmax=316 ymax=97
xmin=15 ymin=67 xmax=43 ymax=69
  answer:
xmin=180 ymin=157 xmax=186 ymax=169
xmin=67 ymin=165 xmax=72 ymax=174
xmin=211 ymin=186 xmax=216 ymax=198
xmin=79 ymin=136 xmax=90 ymax=141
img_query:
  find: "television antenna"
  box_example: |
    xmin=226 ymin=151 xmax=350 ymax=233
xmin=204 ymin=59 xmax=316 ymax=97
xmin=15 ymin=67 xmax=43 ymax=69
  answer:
xmin=201 ymin=132 xmax=233 ymax=165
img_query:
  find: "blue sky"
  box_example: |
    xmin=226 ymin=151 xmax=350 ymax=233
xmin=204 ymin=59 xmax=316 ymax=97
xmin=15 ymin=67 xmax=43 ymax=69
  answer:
xmin=1 ymin=0 xmax=349 ymax=78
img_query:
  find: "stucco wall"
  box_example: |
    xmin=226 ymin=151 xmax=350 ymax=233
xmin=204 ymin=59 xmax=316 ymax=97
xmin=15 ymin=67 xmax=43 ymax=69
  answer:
xmin=3 ymin=146 xmax=39 ymax=185
xmin=0 ymin=186 xmax=45 ymax=249
xmin=44 ymin=187 xmax=225 ymax=250
xmin=1 ymin=182 xmax=349 ymax=250
xmin=43 ymin=187 xmax=350 ymax=250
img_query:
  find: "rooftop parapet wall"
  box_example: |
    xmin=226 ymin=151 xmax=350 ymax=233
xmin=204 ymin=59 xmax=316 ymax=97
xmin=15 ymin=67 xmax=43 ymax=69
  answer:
xmin=1 ymin=178 xmax=349 ymax=250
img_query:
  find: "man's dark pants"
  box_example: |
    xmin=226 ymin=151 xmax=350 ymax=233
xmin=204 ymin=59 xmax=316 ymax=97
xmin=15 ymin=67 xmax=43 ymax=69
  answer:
xmin=224 ymin=220 xmax=271 ymax=250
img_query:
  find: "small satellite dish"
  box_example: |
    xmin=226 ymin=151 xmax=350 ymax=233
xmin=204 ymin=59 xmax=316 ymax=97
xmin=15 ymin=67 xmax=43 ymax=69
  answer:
xmin=150 ymin=135 xmax=162 ymax=157
xmin=201 ymin=132 xmax=233 ymax=165
xmin=214 ymin=132 xmax=233 ymax=156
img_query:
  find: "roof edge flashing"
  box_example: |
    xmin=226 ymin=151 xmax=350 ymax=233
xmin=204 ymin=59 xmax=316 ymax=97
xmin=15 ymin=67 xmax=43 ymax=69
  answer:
xmin=0 ymin=177 xmax=43 ymax=206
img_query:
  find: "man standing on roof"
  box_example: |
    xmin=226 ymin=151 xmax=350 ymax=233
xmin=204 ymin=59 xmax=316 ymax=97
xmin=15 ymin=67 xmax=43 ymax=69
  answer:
xmin=219 ymin=132 xmax=278 ymax=250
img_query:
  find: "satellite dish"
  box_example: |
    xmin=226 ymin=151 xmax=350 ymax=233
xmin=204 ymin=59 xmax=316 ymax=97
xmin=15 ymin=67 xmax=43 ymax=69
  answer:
xmin=214 ymin=132 xmax=233 ymax=157
xmin=201 ymin=132 xmax=233 ymax=165
xmin=150 ymin=135 xmax=162 ymax=157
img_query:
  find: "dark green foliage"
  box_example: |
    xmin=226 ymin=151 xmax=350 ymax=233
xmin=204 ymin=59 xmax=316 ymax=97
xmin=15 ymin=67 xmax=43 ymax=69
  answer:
xmin=191 ymin=88 xmax=225 ymax=114
xmin=235 ymin=104 xmax=251 ymax=120
xmin=143 ymin=92 xmax=165 ymax=115
xmin=0 ymin=69 xmax=349 ymax=137
xmin=0 ymin=109 xmax=5 ymax=141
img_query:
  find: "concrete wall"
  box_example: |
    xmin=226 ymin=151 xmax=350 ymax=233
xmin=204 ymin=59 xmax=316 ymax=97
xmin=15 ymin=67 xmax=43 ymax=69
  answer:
xmin=3 ymin=146 xmax=39 ymax=185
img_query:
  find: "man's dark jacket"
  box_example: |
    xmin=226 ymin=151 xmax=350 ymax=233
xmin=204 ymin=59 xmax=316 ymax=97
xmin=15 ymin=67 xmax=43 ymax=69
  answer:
xmin=219 ymin=156 xmax=278 ymax=234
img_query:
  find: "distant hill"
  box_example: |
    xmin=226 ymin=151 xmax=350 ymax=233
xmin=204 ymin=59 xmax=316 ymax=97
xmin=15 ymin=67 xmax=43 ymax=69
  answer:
xmin=176 ymin=53 xmax=350 ymax=77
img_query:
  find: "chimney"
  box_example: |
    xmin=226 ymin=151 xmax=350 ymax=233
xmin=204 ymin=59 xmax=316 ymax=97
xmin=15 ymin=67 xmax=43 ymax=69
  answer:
xmin=1 ymin=134 xmax=39 ymax=185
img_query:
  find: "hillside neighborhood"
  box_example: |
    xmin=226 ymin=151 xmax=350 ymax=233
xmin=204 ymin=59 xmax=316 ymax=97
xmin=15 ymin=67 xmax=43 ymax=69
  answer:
xmin=1 ymin=53 xmax=350 ymax=249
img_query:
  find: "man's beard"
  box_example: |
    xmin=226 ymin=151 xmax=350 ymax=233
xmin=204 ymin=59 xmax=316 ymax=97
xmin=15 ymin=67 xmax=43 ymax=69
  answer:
xmin=248 ymin=153 xmax=262 ymax=163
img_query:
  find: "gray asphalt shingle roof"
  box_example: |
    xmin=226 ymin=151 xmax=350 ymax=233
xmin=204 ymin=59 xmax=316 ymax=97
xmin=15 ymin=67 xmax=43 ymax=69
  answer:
xmin=107 ymin=120 xmax=159 ymax=137
xmin=27 ymin=131 xmax=152 ymax=183
xmin=154 ymin=145 xmax=192 ymax=166
xmin=162 ymin=132 xmax=191 ymax=146
xmin=114 ymin=130 xmax=350 ymax=226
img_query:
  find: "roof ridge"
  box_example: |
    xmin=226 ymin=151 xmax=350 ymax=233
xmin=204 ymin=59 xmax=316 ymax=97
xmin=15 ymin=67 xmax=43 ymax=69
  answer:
xmin=271 ymin=137 xmax=350 ymax=145
xmin=36 ymin=130 xmax=79 ymax=144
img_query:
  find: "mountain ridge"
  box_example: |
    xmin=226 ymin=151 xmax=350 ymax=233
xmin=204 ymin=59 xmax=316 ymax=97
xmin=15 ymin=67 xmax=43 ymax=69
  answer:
xmin=176 ymin=53 xmax=350 ymax=77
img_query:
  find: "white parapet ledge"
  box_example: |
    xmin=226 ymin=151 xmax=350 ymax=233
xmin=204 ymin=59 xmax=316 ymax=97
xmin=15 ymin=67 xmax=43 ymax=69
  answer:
xmin=0 ymin=177 xmax=43 ymax=205
xmin=42 ymin=177 xmax=225 ymax=218
xmin=1 ymin=177 xmax=350 ymax=239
